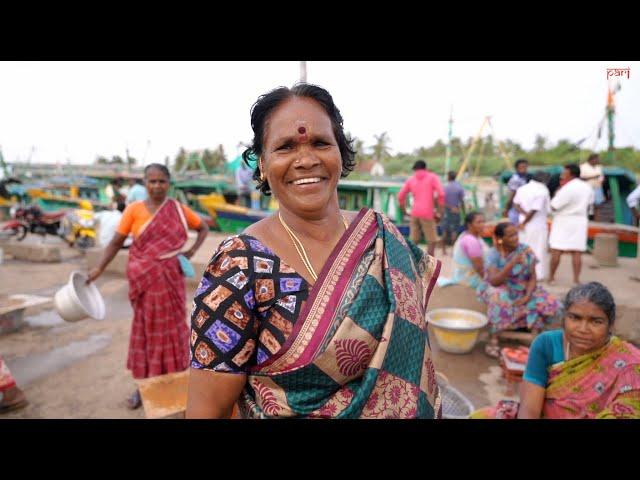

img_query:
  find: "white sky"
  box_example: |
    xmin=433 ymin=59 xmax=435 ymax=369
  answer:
xmin=0 ymin=61 xmax=638 ymax=166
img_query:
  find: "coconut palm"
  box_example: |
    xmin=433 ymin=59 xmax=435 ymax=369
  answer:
xmin=370 ymin=132 xmax=392 ymax=162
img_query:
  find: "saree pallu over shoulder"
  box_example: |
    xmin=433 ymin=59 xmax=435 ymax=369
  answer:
xmin=126 ymin=199 xmax=190 ymax=379
xmin=127 ymin=199 xmax=188 ymax=299
xmin=240 ymin=208 xmax=442 ymax=418
xmin=543 ymin=337 xmax=640 ymax=419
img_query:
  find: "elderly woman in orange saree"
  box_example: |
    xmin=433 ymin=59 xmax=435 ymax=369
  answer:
xmin=88 ymin=164 xmax=209 ymax=409
xmin=186 ymin=84 xmax=442 ymax=419
xmin=471 ymin=282 xmax=640 ymax=419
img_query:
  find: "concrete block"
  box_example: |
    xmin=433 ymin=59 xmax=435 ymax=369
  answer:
xmin=593 ymin=233 xmax=618 ymax=267
xmin=614 ymin=305 xmax=640 ymax=346
xmin=85 ymin=247 xmax=128 ymax=275
xmin=0 ymin=241 xmax=61 ymax=262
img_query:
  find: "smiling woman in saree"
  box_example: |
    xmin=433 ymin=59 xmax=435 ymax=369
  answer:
xmin=186 ymin=84 xmax=442 ymax=419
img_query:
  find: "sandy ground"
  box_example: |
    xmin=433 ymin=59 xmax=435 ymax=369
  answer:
xmin=1 ymin=229 xmax=638 ymax=418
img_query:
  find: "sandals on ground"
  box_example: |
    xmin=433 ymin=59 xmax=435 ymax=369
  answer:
xmin=126 ymin=390 xmax=142 ymax=410
xmin=484 ymin=343 xmax=501 ymax=359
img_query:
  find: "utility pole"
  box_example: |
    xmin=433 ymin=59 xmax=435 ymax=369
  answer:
xmin=299 ymin=61 xmax=307 ymax=83
xmin=444 ymin=106 xmax=453 ymax=177
xmin=606 ymin=83 xmax=618 ymax=163
xmin=126 ymin=146 xmax=131 ymax=173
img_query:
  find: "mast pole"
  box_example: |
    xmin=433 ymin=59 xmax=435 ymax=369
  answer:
xmin=445 ymin=106 xmax=453 ymax=177
xmin=606 ymin=84 xmax=616 ymax=163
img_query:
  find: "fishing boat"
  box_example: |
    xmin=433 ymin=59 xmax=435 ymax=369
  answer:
xmin=25 ymin=176 xmax=111 ymax=212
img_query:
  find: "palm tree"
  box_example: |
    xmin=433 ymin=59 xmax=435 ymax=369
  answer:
xmin=370 ymin=132 xmax=392 ymax=162
xmin=533 ymin=134 xmax=547 ymax=153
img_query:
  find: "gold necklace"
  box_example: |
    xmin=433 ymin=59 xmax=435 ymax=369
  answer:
xmin=278 ymin=212 xmax=349 ymax=282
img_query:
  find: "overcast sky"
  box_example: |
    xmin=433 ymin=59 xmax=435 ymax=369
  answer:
xmin=0 ymin=61 xmax=638 ymax=166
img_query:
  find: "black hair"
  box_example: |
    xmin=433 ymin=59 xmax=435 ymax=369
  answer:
xmin=587 ymin=153 xmax=600 ymax=162
xmin=564 ymin=163 xmax=581 ymax=179
xmin=464 ymin=211 xmax=483 ymax=228
xmin=447 ymin=170 xmax=456 ymax=181
xmin=515 ymin=158 xmax=528 ymax=169
xmin=144 ymin=163 xmax=171 ymax=179
xmin=413 ymin=160 xmax=427 ymax=170
xmin=532 ymin=170 xmax=550 ymax=184
xmin=494 ymin=221 xmax=514 ymax=238
xmin=564 ymin=282 xmax=616 ymax=326
xmin=242 ymin=83 xmax=356 ymax=195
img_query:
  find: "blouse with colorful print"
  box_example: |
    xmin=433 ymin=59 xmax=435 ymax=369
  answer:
xmin=190 ymin=235 xmax=309 ymax=374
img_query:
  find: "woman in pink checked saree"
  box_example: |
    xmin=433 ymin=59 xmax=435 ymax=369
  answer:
xmin=88 ymin=164 xmax=208 ymax=409
xmin=188 ymin=209 xmax=442 ymax=418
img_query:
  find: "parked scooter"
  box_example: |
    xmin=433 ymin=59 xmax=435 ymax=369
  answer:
xmin=59 ymin=201 xmax=97 ymax=249
xmin=2 ymin=203 xmax=67 ymax=241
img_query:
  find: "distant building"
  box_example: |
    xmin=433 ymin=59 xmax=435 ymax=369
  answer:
xmin=356 ymin=159 xmax=385 ymax=177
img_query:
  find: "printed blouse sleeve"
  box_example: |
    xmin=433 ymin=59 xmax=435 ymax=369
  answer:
xmin=190 ymin=237 xmax=259 ymax=374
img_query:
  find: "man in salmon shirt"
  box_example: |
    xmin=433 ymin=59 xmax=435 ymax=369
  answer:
xmin=398 ymin=160 xmax=445 ymax=256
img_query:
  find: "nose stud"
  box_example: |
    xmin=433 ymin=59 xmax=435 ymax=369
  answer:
xmin=298 ymin=126 xmax=306 ymax=134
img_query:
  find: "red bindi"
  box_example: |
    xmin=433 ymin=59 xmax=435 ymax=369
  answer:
xmin=298 ymin=126 xmax=306 ymax=134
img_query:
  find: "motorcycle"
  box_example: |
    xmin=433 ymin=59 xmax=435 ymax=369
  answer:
xmin=59 ymin=203 xmax=97 ymax=249
xmin=1 ymin=203 xmax=67 ymax=241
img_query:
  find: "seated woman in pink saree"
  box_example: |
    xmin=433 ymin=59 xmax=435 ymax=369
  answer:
xmin=471 ymin=282 xmax=640 ymax=419
xmin=186 ymin=84 xmax=442 ymax=419
xmin=88 ymin=164 xmax=209 ymax=409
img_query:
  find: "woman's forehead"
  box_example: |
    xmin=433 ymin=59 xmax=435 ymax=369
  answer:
xmin=567 ymin=300 xmax=606 ymax=317
xmin=266 ymin=98 xmax=332 ymax=135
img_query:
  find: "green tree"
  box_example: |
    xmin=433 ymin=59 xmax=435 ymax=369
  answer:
xmin=174 ymin=148 xmax=187 ymax=172
xmin=371 ymin=132 xmax=392 ymax=162
xmin=533 ymin=134 xmax=547 ymax=153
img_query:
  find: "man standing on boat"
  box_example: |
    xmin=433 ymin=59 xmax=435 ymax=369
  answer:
xmin=513 ymin=170 xmax=551 ymax=280
xmin=580 ymin=153 xmax=605 ymax=220
xmin=398 ymin=160 xmax=445 ymax=256
xmin=503 ymin=159 xmax=530 ymax=225
xmin=235 ymin=161 xmax=253 ymax=208
xmin=548 ymin=164 xmax=594 ymax=285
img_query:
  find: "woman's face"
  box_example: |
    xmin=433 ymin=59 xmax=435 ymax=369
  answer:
xmin=144 ymin=168 xmax=170 ymax=201
xmin=469 ymin=214 xmax=485 ymax=235
xmin=563 ymin=299 xmax=610 ymax=355
xmin=500 ymin=225 xmax=519 ymax=250
xmin=261 ymin=96 xmax=342 ymax=218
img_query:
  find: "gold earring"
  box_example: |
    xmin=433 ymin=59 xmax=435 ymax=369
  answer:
xmin=259 ymin=160 xmax=265 ymax=181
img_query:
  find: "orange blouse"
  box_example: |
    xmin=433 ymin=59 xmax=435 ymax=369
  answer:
xmin=116 ymin=201 xmax=203 ymax=238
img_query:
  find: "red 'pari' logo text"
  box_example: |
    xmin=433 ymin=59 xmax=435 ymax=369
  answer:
xmin=607 ymin=67 xmax=630 ymax=79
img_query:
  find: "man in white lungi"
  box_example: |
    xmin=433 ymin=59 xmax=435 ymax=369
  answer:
xmin=548 ymin=164 xmax=594 ymax=285
xmin=513 ymin=170 xmax=551 ymax=280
